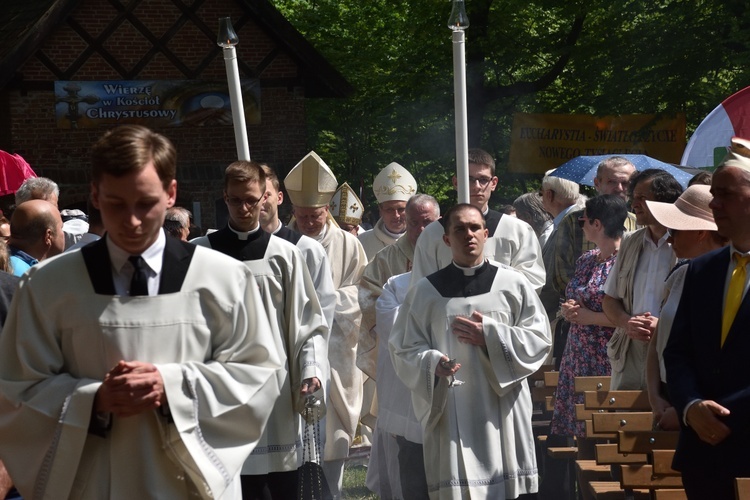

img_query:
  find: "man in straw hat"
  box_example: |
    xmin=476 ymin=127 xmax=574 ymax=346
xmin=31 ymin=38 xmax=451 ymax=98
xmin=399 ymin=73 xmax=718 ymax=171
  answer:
xmin=286 ymin=152 xmax=368 ymax=499
xmin=410 ymin=148 xmax=545 ymax=289
xmin=642 ymin=184 xmax=727 ymax=433
xmin=664 ymin=137 xmax=750 ymax=498
xmin=358 ymin=162 xmax=417 ymax=260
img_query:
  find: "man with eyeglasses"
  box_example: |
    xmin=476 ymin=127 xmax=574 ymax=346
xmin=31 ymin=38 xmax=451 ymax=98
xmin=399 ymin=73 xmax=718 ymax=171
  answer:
xmin=602 ymin=169 xmax=682 ymax=390
xmin=192 ymin=160 xmax=329 ymax=499
xmin=410 ymin=148 xmax=545 ymax=290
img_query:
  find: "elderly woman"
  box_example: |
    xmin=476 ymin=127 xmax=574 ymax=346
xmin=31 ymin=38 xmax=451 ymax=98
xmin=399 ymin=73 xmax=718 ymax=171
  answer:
xmin=644 ymin=184 xmax=727 ymax=430
xmin=513 ymin=192 xmax=552 ymax=247
xmin=549 ymin=195 xmax=628 ymax=437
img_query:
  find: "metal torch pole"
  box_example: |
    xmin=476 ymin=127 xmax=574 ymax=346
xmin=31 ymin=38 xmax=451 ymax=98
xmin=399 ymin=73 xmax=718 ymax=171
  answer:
xmin=222 ymin=45 xmax=250 ymax=161
xmin=452 ymin=29 xmax=469 ymax=204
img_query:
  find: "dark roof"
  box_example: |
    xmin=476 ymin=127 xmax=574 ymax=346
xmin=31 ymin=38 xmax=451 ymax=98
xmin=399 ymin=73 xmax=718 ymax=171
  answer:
xmin=0 ymin=0 xmax=79 ymax=89
xmin=0 ymin=0 xmax=353 ymax=97
xmin=240 ymin=0 xmax=353 ymax=98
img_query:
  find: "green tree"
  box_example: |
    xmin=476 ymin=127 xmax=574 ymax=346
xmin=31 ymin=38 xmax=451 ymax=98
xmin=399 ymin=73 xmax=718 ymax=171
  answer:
xmin=270 ymin=0 xmax=750 ymax=206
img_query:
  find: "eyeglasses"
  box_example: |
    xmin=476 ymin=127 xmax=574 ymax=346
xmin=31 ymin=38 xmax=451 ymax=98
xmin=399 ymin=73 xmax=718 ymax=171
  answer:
xmin=226 ymin=194 xmax=264 ymax=209
xmin=468 ymin=176 xmax=493 ymax=188
xmin=667 ymin=228 xmax=679 ymax=238
xmin=577 ymin=216 xmax=590 ymax=228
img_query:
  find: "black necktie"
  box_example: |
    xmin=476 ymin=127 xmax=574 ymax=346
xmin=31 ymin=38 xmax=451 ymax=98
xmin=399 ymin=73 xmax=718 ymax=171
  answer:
xmin=128 ymin=255 xmax=149 ymax=296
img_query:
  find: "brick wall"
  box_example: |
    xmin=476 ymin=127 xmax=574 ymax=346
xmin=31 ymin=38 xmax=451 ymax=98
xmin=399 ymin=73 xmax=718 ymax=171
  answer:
xmin=4 ymin=0 xmax=310 ymax=230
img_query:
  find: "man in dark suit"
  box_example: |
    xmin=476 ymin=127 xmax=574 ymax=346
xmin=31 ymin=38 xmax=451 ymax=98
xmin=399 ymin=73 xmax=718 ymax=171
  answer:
xmin=664 ymin=137 xmax=750 ymax=499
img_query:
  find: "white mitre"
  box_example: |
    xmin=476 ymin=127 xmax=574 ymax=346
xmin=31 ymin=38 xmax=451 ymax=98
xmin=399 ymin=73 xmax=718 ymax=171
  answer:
xmin=330 ymin=182 xmax=364 ymax=226
xmin=284 ymin=151 xmax=338 ymax=207
xmin=372 ymin=162 xmax=417 ymax=204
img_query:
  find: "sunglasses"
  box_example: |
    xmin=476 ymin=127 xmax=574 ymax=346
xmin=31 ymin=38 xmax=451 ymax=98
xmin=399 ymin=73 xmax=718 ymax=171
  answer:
xmin=577 ymin=216 xmax=591 ymax=228
xmin=667 ymin=228 xmax=679 ymax=238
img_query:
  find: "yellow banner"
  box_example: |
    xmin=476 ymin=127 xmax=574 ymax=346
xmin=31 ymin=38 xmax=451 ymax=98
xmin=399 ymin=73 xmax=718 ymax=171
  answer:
xmin=507 ymin=113 xmax=686 ymax=174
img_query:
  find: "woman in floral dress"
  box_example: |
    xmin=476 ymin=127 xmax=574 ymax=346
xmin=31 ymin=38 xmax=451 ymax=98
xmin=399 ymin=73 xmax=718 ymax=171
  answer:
xmin=550 ymin=194 xmax=629 ymax=438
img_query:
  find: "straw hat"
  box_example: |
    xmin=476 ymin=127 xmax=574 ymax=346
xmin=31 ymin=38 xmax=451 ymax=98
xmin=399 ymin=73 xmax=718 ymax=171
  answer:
xmin=372 ymin=162 xmax=417 ymax=204
xmin=330 ymin=182 xmax=363 ymax=226
xmin=284 ymin=151 xmax=338 ymax=208
xmin=646 ymin=184 xmax=717 ymax=231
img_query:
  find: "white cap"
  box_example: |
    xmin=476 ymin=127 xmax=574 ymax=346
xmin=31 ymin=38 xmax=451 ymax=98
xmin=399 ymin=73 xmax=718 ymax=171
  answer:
xmin=284 ymin=151 xmax=338 ymax=207
xmin=372 ymin=162 xmax=417 ymax=204
xmin=330 ymin=182 xmax=363 ymax=225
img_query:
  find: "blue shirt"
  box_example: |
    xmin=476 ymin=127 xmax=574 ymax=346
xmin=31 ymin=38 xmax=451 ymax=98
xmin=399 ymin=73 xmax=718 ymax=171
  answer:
xmin=9 ymin=247 xmax=38 ymax=277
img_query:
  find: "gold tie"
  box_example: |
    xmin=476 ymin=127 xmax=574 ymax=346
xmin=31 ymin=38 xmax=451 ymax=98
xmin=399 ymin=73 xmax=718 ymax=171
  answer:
xmin=722 ymin=253 xmax=750 ymax=347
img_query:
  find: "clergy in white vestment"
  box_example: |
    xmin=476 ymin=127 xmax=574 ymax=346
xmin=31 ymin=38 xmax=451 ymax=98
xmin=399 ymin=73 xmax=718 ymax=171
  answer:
xmin=331 ymin=182 xmax=365 ymax=236
xmin=355 ymin=162 xmax=417 ymax=456
xmin=390 ymin=204 xmax=552 ymax=499
xmin=410 ymin=148 xmax=545 ymax=290
xmin=192 ymin=160 xmax=329 ymax=499
xmin=358 ymin=194 xmax=440 ymax=498
xmin=259 ymin=163 xmax=336 ymax=330
xmin=285 ymin=151 xmax=368 ymax=499
xmin=358 ymin=161 xmax=418 ymax=260
xmin=0 ymin=125 xmax=281 ymax=500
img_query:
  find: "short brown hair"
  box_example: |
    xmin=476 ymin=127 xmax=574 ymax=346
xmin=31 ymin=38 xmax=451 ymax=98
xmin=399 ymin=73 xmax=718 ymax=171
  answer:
xmin=259 ymin=163 xmax=281 ymax=193
xmin=91 ymin=125 xmax=176 ymax=189
xmin=443 ymin=203 xmax=485 ymax=233
xmin=224 ymin=161 xmax=266 ymax=189
xmin=468 ymin=148 xmax=496 ymax=176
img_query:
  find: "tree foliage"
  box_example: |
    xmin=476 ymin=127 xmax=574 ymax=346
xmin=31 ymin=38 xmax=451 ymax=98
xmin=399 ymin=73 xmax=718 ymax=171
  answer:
xmin=270 ymin=0 xmax=750 ymax=208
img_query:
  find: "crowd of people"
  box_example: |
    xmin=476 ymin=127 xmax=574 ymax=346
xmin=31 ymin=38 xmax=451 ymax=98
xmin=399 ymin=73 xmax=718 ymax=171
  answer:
xmin=0 ymin=124 xmax=747 ymax=500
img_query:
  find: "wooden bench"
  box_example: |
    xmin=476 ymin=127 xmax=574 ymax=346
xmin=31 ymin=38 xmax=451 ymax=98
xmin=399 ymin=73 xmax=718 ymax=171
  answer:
xmin=737 ymin=478 xmax=750 ymax=500
xmin=580 ymin=390 xmax=670 ymax=500
xmin=529 ymin=365 xmax=555 ymax=476
xmin=542 ymin=375 xmax=611 ymax=500
xmin=618 ymin=430 xmax=683 ymax=497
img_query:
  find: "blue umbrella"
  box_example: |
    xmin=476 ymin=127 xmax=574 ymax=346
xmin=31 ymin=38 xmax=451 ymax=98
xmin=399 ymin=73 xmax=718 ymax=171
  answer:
xmin=550 ymin=154 xmax=693 ymax=189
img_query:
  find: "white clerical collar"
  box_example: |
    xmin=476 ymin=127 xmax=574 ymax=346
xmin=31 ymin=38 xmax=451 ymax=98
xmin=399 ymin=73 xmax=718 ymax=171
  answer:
xmin=227 ymin=221 xmax=261 ymax=240
xmin=108 ymin=229 xmax=166 ymax=276
xmin=310 ymin=222 xmax=328 ymax=242
xmin=269 ymin=220 xmax=282 ymax=235
xmin=451 ymin=259 xmax=486 ymax=276
xmin=380 ymin=219 xmax=406 ymax=240
xmin=381 ymin=223 xmax=405 ymax=239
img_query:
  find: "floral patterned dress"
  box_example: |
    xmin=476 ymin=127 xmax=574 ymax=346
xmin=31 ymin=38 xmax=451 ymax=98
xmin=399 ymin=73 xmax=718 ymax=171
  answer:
xmin=550 ymin=248 xmax=617 ymax=437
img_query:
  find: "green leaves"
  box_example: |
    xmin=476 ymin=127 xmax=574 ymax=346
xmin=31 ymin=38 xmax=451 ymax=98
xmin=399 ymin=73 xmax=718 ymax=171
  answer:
xmin=270 ymin=0 xmax=750 ymax=206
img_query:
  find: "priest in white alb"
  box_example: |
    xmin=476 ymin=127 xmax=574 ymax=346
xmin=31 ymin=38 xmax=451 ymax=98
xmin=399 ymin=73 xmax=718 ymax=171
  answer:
xmin=286 ymin=152 xmax=368 ymax=499
xmin=0 ymin=125 xmax=281 ymax=499
xmin=192 ymin=160 xmax=329 ymax=498
xmin=410 ymin=148 xmax=545 ymax=290
xmin=390 ymin=204 xmax=551 ymax=499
